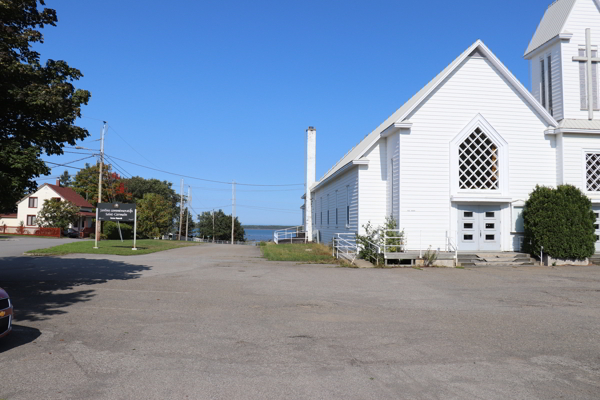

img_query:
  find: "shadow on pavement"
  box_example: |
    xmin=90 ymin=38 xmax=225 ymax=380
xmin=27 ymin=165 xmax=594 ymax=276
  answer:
xmin=0 ymin=325 xmax=41 ymax=353
xmin=0 ymin=256 xmax=151 ymax=322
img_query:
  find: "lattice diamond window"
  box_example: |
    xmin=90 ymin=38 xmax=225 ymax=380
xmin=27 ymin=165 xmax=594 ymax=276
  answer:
xmin=458 ymin=128 xmax=499 ymax=190
xmin=586 ymin=153 xmax=600 ymax=191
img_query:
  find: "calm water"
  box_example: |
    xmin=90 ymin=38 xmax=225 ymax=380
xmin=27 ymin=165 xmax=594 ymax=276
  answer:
xmin=244 ymin=229 xmax=275 ymax=242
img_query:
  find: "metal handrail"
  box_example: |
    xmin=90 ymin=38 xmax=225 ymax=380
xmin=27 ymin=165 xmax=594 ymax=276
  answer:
xmin=333 ymin=233 xmax=358 ymax=263
xmin=382 ymin=229 xmax=406 ymax=256
xmin=446 ymin=231 xmax=458 ymax=262
xmin=273 ymin=226 xmax=306 ymax=244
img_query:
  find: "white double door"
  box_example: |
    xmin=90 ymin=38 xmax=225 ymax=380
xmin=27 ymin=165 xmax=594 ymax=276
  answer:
xmin=593 ymin=207 xmax=600 ymax=253
xmin=458 ymin=205 xmax=501 ymax=251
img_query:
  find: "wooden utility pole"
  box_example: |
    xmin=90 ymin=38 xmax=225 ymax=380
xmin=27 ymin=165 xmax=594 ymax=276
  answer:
xmin=212 ymin=209 xmax=215 ymax=243
xmin=185 ymin=187 xmax=191 ymax=241
xmin=95 ymin=122 xmax=107 ymax=243
xmin=178 ymin=179 xmax=184 ymax=241
xmin=231 ymin=181 xmax=236 ymax=244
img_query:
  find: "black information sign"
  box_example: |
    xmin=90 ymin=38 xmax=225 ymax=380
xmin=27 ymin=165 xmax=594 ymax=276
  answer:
xmin=97 ymin=203 xmax=136 ymax=222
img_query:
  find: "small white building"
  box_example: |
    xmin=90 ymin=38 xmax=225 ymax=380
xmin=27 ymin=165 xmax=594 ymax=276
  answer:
xmin=0 ymin=180 xmax=95 ymax=235
xmin=302 ymin=0 xmax=600 ymax=253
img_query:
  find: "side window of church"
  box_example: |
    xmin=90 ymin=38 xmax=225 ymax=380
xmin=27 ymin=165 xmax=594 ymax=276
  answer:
xmin=540 ymin=56 xmax=553 ymax=116
xmin=586 ymin=153 xmax=600 ymax=191
xmin=458 ymin=128 xmax=499 ymax=190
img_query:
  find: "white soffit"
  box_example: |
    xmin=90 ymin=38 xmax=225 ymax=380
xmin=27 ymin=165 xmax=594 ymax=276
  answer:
xmin=524 ymin=0 xmax=577 ymax=57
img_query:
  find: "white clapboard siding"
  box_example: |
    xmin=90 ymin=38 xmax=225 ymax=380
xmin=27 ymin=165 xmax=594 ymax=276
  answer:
xmin=562 ymin=133 xmax=600 ymax=201
xmin=561 ymin=0 xmax=600 ymax=120
xmin=399 ymin=55 xmax=556 ymax=251
xmin=358 ymin=140 xmax=388 ymax=234
xmin=530 ymin=43 xmax=563 ymax=120
xmin=312 ymin=168 xmax=358 ymax=244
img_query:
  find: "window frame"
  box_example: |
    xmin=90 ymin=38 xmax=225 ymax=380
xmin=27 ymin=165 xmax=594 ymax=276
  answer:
xmin=26 ymin=215 xmax=36 ymax=226
xmin=450 ymin=114 xmax=509 ymax=197
xmin=583 ymin=149 xmax=600 ymax=193
xmin=28 ymin=197 xmax=38 ymax=208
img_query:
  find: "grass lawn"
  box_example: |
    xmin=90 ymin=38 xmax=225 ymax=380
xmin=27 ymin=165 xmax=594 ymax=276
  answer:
xmin=26 ymin=239 xmax=199 ymax=256
xmin=261 ymin=243 xmax=340 ymax=264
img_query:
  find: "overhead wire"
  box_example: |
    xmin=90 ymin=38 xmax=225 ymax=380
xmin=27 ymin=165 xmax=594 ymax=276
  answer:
xmin=108 ymin=125 xmax=161 ymax=168
xmin=104 ymin=153 xmax=304 ymax=187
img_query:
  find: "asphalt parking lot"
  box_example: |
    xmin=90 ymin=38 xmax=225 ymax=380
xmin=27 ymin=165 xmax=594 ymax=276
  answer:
xmin=0 ymin=242 xmax=599 ymax=399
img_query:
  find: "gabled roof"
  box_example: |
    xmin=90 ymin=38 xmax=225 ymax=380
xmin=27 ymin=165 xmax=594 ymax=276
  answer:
xmin=20 ymin=184 xmax=94 ymax=209
xmin=315 ymin=40 xmax=558 ymax=189
xmin=524 ymin=0 xmax=577 ymax=57
xmin=46 ymin=184 xmax=94 ymax=208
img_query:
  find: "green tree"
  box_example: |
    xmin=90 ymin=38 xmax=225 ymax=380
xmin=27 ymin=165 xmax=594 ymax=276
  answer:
xmin=36 ymin=199 xmax=80 ymax=230
xmin=137 ymin=193 xmax=173 ymax=238
xmin=196 ymin=209 xmax=244 ymax=241
xmin=59 ymin=170 xmax=72 ymax=187
xmin=175 ymin=207 xmax=195 ymax=236
xmin=523 ymin=185 xmax=596 ymax=260
xmin=125 ymin=176 xmax=179 ymax=224
xmin=126 ymin=177 xmax=179 ymax=206
xmin=0 ymin=0 xmax=91 ymax=212
xmin=71 ymin=163 xmax=132 ymax=205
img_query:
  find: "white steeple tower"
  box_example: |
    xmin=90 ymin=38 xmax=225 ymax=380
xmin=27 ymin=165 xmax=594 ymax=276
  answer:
xmin=525 ymin=0 xmax=600 ymax=122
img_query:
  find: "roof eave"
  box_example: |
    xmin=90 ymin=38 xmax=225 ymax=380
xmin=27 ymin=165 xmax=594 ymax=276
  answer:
xmin=524 ymin=32 xmax=573 ymax=58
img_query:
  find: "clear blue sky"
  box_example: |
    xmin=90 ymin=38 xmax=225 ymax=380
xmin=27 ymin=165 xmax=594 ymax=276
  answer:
xmin=38 ymin=0 xmax=553 ymax=225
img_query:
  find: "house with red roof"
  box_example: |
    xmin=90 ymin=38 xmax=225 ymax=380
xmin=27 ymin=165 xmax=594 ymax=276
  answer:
xmin=0 ymin=179 xmax=95 ymax=236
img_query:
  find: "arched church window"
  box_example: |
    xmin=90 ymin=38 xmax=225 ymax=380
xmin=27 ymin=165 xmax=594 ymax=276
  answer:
xmin=586 ymin=153 xmax=600 ymax=191
xmin=458 ymin=128 xmax=499 ymax=190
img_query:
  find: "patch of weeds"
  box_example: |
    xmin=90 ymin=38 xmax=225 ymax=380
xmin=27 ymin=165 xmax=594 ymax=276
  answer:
xmin=412 ymin=266 xmax=423 ymax=271
xmin=455 ymin=266 xmax=465 ymax=269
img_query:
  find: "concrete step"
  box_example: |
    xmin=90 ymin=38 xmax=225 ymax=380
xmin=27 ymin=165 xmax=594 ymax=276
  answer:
xmin=457 ymin=252 xmax=536 ymax=267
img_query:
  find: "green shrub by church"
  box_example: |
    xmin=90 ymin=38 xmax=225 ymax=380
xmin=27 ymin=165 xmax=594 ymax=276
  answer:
xmin=522 ymin=185 xmax=595 ymax=260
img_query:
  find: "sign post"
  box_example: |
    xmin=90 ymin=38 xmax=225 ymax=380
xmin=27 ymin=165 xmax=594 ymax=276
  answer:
xmin=96 ymin=203 xmax=137 ymax=251
xmin=133 ymin=208 xmax=138 ymax=251
xmin=94 ymin=208 xmax=99 ymax=249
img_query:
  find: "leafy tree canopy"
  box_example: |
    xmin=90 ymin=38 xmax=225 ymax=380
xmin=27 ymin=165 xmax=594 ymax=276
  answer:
xmin=36 ymin=199 xmax=79 ymax=230
xmin=71 ymin=163 xmax=132 ymax=206
xmin=0 ymin=0 xmax=91 ymax=212
xmin=137 ymin=193 xmax=173 ymax=238
xmin=196 ymin=209 xmax=244 ymax=241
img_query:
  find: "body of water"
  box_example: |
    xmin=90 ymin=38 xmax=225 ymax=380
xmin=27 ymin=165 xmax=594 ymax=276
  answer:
xmin=244 ymin=229 xmax=275 ymax=242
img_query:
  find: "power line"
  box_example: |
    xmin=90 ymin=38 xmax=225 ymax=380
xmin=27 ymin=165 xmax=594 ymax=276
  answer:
xmin=188 ymin=185 xmax=303 ymax=193
xmin=104 ymin=154 xmax=133 ymax=179
xmin=45 ymin=155 xmax=96 ymax=169
xmin=45 ymin=162 xmax=86 ymax=171
xmin=108 ymin=125 xmax=161 ymax=168
xmin=104 ymin=153 xmax=304 ymax=187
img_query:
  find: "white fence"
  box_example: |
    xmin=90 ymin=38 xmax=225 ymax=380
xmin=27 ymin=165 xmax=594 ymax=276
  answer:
xmin=193 ymin=238 xmax=257 ymax=246
xmin=273 ymin=226 xmax=306 ymax=244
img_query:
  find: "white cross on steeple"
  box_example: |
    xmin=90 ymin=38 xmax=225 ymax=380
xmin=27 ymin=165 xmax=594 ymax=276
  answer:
xmin=573 ymin=29 xmax=600 ymax=120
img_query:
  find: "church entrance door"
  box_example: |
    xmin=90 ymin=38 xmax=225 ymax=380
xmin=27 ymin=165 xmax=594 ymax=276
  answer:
xmin=593 ymin=207 xmax=600 ymax=253
xmin=457 ymin=205 xmax=501 ymax=251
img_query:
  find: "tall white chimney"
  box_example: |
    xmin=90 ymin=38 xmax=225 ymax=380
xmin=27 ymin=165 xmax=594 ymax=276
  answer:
xmin=305 ymin=127 xmax=316 ymax=241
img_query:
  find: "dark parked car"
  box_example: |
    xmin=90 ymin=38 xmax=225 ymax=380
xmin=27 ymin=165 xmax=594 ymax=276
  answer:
xmin=62 ymin=228 xmax=79 ymax=238
xmin=0 ymin=287 xmax=13 ymax=339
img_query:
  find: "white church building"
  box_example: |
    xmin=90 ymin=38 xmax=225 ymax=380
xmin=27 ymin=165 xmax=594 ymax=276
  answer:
xmin=302 ymin=0 xmax=600 ymax=253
